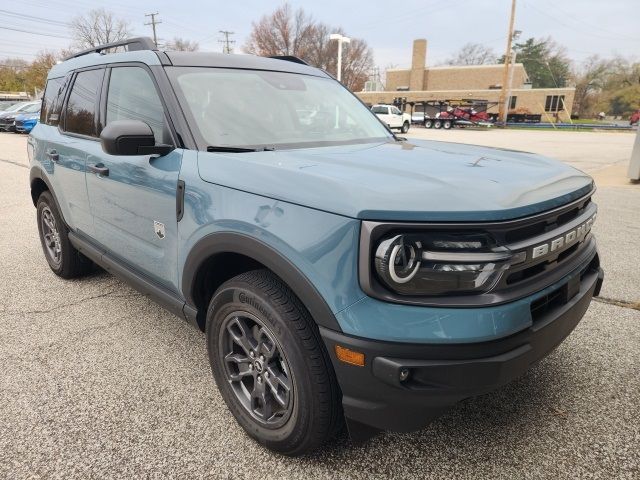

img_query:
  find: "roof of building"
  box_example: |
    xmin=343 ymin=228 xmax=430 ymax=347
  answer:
xmin=386 ymin=63 xmax=526 ymax=72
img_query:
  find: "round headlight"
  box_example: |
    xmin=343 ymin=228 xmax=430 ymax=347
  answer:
xmin=375 ymin=235 xmax=421 ymax=285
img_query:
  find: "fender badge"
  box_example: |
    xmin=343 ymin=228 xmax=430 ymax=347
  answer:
xmin=154 ymin=221 xmax=165 ymax=239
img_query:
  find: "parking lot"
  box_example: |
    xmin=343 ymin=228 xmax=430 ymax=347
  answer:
xmin=0 ymin=130 xmax=638 ymax=478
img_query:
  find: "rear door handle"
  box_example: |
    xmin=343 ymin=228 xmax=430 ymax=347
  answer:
xmin=46 ymin=149 xmax=59 ymax=162
xmin=88 ymin=163 xmax=109 ymax=176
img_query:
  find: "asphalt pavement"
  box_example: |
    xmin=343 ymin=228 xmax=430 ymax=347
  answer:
xmin=0 ymin=131 xmax=638 ymax=479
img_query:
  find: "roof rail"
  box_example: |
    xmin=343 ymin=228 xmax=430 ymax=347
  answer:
xmin=64 ymin=37 xmax=156 ymax=61
xmin=268 ymin=55 xmax=309 ymax=66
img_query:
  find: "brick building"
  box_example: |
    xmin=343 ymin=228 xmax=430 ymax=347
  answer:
xmin=358 ymin=39 xmax=575 ymax=121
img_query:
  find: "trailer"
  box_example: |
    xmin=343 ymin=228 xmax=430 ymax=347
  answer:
xmin=396 ymin=98 xmax=497 ymax=129
xmin=487 ymin=112 xmax=542 ymax=123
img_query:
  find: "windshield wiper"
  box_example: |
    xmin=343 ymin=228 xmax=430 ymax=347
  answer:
xmin=206 ymin=146 xmax=275 ymax=153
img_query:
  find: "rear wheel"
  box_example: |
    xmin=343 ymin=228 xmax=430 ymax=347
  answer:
xmin=443 ymin=120 xmax=452 ymax=129
xmin=401 ymin=121 xmax=410 ymax=133
xmin=424 ymin=119 xmax=433 ymax=128
xmin=36 ymin=191 xmax=92 ymax=278
xmin=206 ymin=269 xmax=342 ymax=456
xmin=434 ymin=120 xmax=442 ymax=129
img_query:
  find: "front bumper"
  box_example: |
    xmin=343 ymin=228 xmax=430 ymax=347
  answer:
xmin=321 ymin=263 xmax=603 ymax=433
xmin=0 ymin=121 xmax=15 ymax=132
xmin=16 ymin=120 xmax=36 ymax=133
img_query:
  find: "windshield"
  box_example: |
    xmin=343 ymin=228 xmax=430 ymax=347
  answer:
xmin=168 ymin=67 xmax=392 ymax=149
xmin=4 ymin=102 xmax=27 ymax=112
xmin=21 ymin=103 xmax=40 ymax=114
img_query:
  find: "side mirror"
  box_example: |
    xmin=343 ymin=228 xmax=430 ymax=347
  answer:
xmin=100 ymin=120 xmax=174 ymax=156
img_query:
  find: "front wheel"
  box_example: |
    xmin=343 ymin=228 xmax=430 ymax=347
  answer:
xmin=206 ymin=269 xmax=342 ymax=456
xmin=424 ymin=119 xmax=433 ymax=128
xmin=401 ymin=121 xmax=410 ymax=133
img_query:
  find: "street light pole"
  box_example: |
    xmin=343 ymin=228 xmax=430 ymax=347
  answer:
xmin=329 ymin=34 xmax=351 ymax=82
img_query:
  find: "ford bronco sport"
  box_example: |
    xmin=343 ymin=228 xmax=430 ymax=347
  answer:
xmin=28 ymin=37 xmax=604 ymax=456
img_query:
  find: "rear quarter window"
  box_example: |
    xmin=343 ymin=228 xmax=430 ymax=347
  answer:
xmin=40 ymin=77 xmax=67 ymax=126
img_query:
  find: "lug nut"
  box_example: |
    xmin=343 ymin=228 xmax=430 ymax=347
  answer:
xmin=257 ymin=376 xmax=263 ymax=383
xmin=259 ymin=355 xmax=265 ymax=362
xmin=399 ymin=368 xmax=410 ymax=382
xmin=250 ymin=351 xmax=255 ymax=358
xmin=249 ymin=364 xmax=253 ymax=371
xmin=264 ymin=371 xmax=270 ymax=379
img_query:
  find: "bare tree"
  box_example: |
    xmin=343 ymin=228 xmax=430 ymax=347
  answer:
xmin=70 ymin=8 xmax=131 ymax=49
xmin=571 ymin=55 xmax=613 ymax=117
xmin=444 ymin=43 xmax=497 ymax=66
xmin=166 ymin=37 xmax=199 ymax=52
xmin=245 ymin=4 xmax=315 ymax=58
xmin=244 ymin=4 xmax=373 ymax=91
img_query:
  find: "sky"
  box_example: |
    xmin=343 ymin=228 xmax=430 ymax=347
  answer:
xmin=1 ymin=0 xmax=638 ymax=68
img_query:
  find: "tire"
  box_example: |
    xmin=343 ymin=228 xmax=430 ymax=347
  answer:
xmin=401 ymin=121 xmax=410 ymax=133
xmin=424 ymin=119 xmax=433 ymax=128
xmin=434 ymin=120 xmax=442 ymax=129
xmin=443 ymin=120 xmax=452 ymax=129
xmin=206 ymin=269 xmax=342 ymax=456
xmin=36 ymin=191 xmax=92 ymax=278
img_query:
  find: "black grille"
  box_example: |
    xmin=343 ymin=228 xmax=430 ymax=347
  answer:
xmin=530 ymin=253 xmax=600 ymax=321
xmin=502 ymin=197 xmax=591 ymax=244
xmin=530 ymin=286 xmax=566 ymax=321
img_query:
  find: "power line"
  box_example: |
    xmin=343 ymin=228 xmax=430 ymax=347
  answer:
xmin=0 ymin=9 xmax=70 ymax=27
xmin=218 ymin=30 xmax=235 ymax=54
xmin=145 ymin=12 xmax=162 ymax=48
xmin=0 ymin=25 xmax=71 ymax=39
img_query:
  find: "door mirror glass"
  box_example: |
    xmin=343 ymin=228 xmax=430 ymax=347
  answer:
xmin=100 ymin=119 xmax=174 ymax=156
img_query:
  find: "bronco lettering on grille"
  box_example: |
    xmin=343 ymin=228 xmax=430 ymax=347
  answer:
xmin=530 ymin=214 xmax=596 ymax=259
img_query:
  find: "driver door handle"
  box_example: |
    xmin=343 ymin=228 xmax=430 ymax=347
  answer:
xmin=45 ymin=149 xmax=59 ymax=162
xmin=88 ymin=163 xmax=109 ymax=176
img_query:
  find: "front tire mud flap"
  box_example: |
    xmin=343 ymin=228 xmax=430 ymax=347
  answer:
xmin=345 ymin=417 xmax=382 ymax=445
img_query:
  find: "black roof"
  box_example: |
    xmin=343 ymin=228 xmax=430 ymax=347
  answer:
xmin=164 ymin=51 xmax=328 ymax=77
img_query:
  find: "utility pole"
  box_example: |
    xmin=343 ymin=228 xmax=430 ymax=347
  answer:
xmin=498 ymin=0 xmax=517 ymax=124
xmin=145 ymin=12 xmax=161 ymax=47
xmin=218 ymin=30 xmax=235 ymax=54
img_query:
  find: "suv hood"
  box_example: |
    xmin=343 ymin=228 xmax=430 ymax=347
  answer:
xmin=197 ymin=139 xmax=594 ymax=222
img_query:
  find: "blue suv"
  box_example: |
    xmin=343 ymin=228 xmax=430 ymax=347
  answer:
xmin=28 ymin=38 xmax=604 ymax=456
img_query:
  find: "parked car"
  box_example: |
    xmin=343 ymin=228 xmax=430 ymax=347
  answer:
xmin=0 ymin=101 xmax=39 ymax=132
xmin=29 ymin=37 xmax=603 ymax=456
xmin=0 ymin=100 xmax=20 ymax=112
xmin=14 ymin=106 xmax=41 ymax=133
xmin=371 ymin=104 xmax=412 ymax=133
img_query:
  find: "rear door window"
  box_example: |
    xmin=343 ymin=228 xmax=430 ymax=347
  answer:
xmin=372 ymin=106 xmax=388 ymax=114
xmin=64 ymin=69 xmax=103 ymax=137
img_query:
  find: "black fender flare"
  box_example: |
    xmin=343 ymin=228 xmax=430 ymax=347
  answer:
xmin=182 ymin=232 xmax=343 ymax=332
xmin=29 ymin=166 xmax=67 ymax=225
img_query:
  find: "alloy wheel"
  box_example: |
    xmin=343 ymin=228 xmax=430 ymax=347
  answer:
xmin=41 ymin=206 xmax=62 ymax=267
xmin=220 ymin=311 xmax=294 ymax=428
